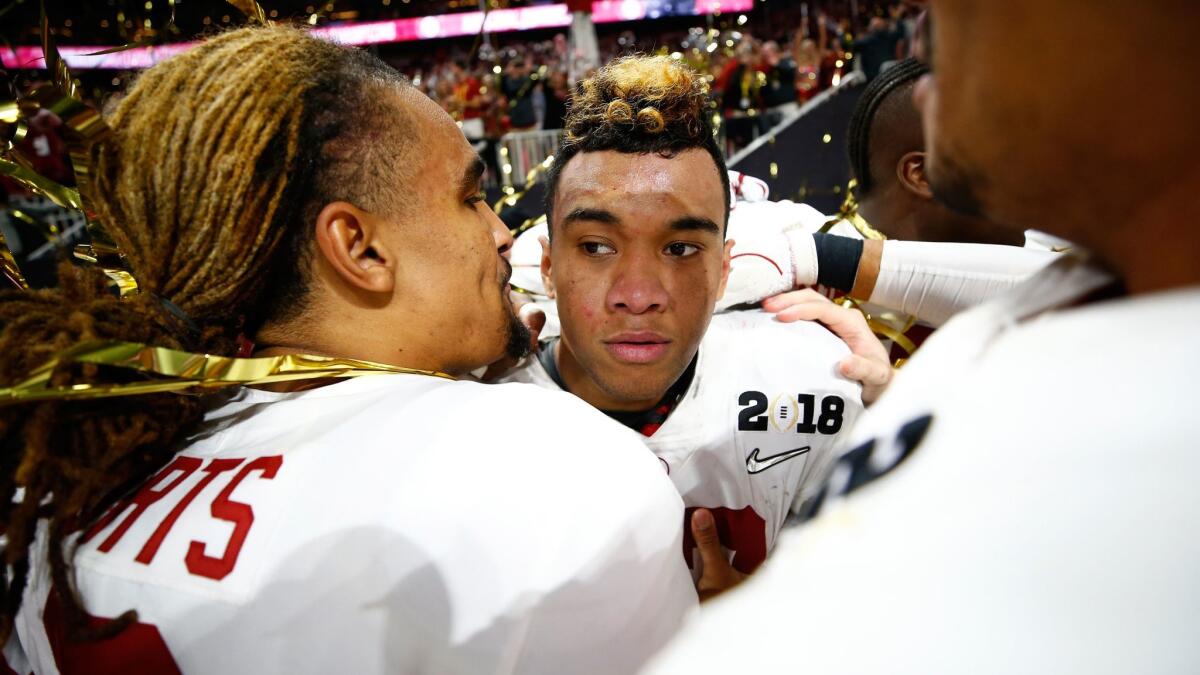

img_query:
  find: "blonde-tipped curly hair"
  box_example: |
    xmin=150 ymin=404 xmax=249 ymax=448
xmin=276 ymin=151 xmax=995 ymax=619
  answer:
xmin=546 ymin=55 xmax=730 ymax=232
xmin=564 ymin=55 xmax=710 ymax=143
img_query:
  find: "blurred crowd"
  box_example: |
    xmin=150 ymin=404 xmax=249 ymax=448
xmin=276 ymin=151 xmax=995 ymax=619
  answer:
xmin=2 ymin=1 xmax=922 ymax=246
xmin=397 ymin=1 xmax=922 ymax=157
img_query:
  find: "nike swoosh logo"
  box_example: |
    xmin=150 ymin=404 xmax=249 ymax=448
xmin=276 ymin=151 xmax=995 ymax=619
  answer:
xmin=746 ymin=446 xmax=811 ymax=474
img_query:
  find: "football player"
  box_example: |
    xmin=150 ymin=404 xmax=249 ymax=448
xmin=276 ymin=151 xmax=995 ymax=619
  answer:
xmin=645 ymin=0 xmax=1200 ymax=671
xmin=499 ymin=56 xmax=875 ymax=580
xmin=0 ymin=27 xmax=694 ymax=674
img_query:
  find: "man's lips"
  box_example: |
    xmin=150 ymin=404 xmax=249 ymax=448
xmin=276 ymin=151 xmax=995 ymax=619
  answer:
xmin=602 ymin=332 xmax=672 ymax=364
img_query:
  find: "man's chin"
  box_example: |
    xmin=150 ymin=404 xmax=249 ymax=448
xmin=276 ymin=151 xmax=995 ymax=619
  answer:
xmin=591 ymin=359 xmax=681 ymax=405
xmin=504 ymin=312 xmax=532 ymax=361
xmin=928 ymin=152 xmax=988 ymax=219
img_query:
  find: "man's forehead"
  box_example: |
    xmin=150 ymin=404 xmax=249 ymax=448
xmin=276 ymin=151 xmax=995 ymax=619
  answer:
xmin=556 ymin=150 xmax=726 ymax=214
xmin=404 ymin=92 xmax=479 ymax=181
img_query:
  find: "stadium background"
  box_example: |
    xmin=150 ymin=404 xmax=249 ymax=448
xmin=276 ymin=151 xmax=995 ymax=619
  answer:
xmin=1 ymin=0 xmax=920 ymax=289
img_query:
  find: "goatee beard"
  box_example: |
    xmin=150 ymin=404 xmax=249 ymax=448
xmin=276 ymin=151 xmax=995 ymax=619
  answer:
xmin=503 ymin=311 xmax=532 ymax=361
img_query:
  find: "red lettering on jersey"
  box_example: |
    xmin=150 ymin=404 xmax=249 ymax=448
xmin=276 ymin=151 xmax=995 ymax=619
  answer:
xmin=185 ymin=455 xmax=282 ymax=580
xmin=135 ymin=458 xmax=245 ymax=565
xmin=91 ymin=456 xmax=202 ymax=553
xmin=682 ymin=505 xmax=768 ymax=575
xmin=42 ymin=583 xmax=182 ymax=675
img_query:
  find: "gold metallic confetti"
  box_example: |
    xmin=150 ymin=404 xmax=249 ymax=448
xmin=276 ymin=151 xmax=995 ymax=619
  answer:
xmin=818 ymin=180 xmax=886 ymax=240
xmin=509 ymin=212 xmax=546 ymax=239
xmin=0 ymin=4 xmax=140 ymax=295
xmin=815 ymin=181 xmax=918 ymax=364
xmin=0 ymin=98 xmax=28 ymax=146
xmin=493 ymin=157 xmax=554 ymax=215
xmin=0 ymin=340 xmax=453 ymax=406
xmin=835 ymin=296 xmax=917 ymax=364
xmin=0 ymin=228 xmax=29 ymax=289
xmin=227 ymin=0 xmax=270 ymax=26
xmin=0 ymin=157 xmax=84 ymax=210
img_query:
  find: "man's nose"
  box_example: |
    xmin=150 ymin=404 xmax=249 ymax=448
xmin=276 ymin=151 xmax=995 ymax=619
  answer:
xmin=488 ymin=208 xmax=514 ymax=257
xmin=606 ymin=257 xmax=669 ymax=315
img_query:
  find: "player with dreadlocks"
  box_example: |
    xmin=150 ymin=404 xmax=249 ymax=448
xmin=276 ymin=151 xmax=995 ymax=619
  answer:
xmin=0 ymin=26 xmax=694 ymax=674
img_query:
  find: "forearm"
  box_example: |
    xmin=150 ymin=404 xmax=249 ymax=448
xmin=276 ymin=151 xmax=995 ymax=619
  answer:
xmin=722 ymin=208 xmax=1058 ymax=323
xmin=791 ymin=233 xmax=1059 ymax=325
xmin=867 ymin=240 xmax=1058 ymax=325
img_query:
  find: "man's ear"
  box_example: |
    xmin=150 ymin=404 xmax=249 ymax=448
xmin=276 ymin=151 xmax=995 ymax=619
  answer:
xmin=313 ymin=201 xmax=395 ymax=294
xmin=539 ymin=234 xmax=556 ymax=299
xmin=715 ymin=238 xmax=735 ymax=300
xmin=897 ymin=150 xmax=934 ymax=200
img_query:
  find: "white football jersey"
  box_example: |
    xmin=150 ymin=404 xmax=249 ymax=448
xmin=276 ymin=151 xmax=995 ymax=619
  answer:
xmin=644 ymin=259 xmax=1200 ymax=674
xmin=10 ymin=375 xmax=696 ymax=675
xmin=502 ymin=310 xmax=864 ymax=575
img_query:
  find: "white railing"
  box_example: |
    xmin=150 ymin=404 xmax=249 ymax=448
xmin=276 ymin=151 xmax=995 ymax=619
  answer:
xmin=497 ymin=129 xmax=563 ymax=190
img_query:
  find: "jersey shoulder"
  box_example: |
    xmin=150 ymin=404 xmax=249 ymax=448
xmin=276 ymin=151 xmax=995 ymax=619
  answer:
xmin=706 ymin=309 xmax=854 ymax=372
xmin=430 ymin=378 xmax=667 ymax=490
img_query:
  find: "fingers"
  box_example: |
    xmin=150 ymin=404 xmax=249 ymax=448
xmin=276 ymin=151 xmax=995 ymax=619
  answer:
xmin=764 ymin=292 xmax=894 ymax=402
xmin=772 ymin=299 xmax=874 ymax=349
xmin=761 ymin=288 xmax=832 ymax=312
xmin=518 ymin=304 xmax=546 ymax=350
xmin=839 ymin=354 xmax=894 ymax=404
xmin=691 ymin=509 xmax=725 ymax=572
xmin=691 ymin=509 xmax=745 ymax=601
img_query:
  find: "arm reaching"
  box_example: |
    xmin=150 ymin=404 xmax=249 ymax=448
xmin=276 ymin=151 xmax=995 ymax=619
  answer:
xmin=720 ymin=203 xmax=1060 ymax=326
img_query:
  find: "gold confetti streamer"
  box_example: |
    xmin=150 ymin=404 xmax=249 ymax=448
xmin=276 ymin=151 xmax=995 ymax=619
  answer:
xmin=12 ymin=2 xmax=140 ymax=295
xmin=0 ymin=157 xmax=84 ymax=211
xmin=509 ymin=212 xmax=545 ymax=239
xmin=836 ymin=296 xmax=918 ymax=363
xmin=818 ymin=179 xmax=886 ymax=240
xmin=0 ymin=340 xmax=453 ymax=406
xmin=227 ymin=0 xmax=269 ymax=26
xmin=493 ymin=155 xmax=554 ymax=215
xmin=0 ymin=98 xmax=28 ymax=147
xmin=0 ymin=228 xmax=29 ymax=289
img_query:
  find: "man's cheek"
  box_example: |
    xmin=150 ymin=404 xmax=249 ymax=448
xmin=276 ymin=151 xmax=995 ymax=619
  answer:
xmin=559 ymin=282 xmax=601 ymax=326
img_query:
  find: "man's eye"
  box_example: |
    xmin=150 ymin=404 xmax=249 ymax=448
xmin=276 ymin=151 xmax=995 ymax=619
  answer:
xmin=465 ymin=192 xmax=486 ymax=206
xmin=665 ymin=242 xmax=701 ymax=257
xmin=581 ymin=242 xmax=616 ymax=255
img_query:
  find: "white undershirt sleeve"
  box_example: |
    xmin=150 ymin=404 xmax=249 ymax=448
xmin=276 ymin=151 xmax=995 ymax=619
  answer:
xmin=869 ymin=241 xmax=1060 ymax=326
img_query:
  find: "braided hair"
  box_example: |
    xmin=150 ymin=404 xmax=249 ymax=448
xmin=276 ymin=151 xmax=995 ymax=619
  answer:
xmin=0 ymin=26 xmax=411 ymax=641
xmin=544 ymin=55 xmax=731 ymax=235
xmin=845 ymin=57 xmax=930 ymax=198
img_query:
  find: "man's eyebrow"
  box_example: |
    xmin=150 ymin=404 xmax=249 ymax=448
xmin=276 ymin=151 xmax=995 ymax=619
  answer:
xmin=668 ymin=216 xmax=721 ymax=235
xmin=459 ymin=156 xmax=486 ymax=195
xmin=561 ymin=207 xmax=620 ymax=229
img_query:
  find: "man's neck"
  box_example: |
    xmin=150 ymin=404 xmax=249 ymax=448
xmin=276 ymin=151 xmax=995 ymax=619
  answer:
xmin=254 ymin=318 xmax=459 ymax=376
xmin=1089 ymin=165 xmax=1200 ymax=296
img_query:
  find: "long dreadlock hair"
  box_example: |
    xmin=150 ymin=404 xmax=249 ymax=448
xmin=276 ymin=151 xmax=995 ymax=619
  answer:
xmin=845 ymin=57 xmax=930 ymax=198
xmin=544 ymin=55 xmax=732 ymax=235
xmin=0 ymin=25 xmax=410 ymax=641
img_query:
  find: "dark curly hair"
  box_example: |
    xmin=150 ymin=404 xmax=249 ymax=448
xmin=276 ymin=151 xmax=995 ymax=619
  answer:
xmin=544 ymin=55 xmax=731 ymax=235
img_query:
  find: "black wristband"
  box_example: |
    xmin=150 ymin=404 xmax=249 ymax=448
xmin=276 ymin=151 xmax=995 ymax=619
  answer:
xmin=811 ymin=232 xmax=863 ymax=292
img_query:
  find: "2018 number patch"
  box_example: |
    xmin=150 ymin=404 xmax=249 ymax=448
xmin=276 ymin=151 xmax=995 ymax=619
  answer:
xmin=737 ymin=391 xmax=845 ymax=434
